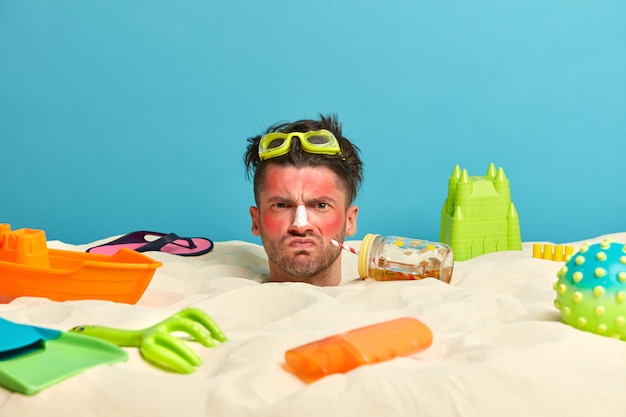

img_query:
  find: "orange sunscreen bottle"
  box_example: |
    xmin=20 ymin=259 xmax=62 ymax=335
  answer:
xmin=284 ymin=317 xmax=433 ymax=382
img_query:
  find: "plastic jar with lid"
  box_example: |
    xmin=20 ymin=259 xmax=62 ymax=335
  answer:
xmin=358 ymin=234 xmax=454 ymax=283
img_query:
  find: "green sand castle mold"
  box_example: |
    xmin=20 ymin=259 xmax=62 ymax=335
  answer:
xmin=440 ymin=163 xmax=522 ymax=261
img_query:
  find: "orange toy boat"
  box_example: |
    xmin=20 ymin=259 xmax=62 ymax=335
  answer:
xmin=0 ymin=224 xmax=162 ymax=304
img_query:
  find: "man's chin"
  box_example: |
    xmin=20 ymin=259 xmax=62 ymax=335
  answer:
xmin=291 ymin=249 xmax=314 ymax=257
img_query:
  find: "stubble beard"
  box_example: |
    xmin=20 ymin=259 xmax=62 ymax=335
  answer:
xmin=262 ymin=233 xmax=344 ymax=278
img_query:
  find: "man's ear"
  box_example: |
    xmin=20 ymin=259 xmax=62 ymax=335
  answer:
xmin=345 ymin=205 xmax=358 ymax=237
xmin=250 ymin=206 xmax=261 ymax=236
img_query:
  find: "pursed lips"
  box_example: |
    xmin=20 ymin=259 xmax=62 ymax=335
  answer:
xmin=285 ymin=237 xmax=319 ymax=249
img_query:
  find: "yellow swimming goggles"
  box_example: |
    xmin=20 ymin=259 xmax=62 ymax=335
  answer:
xmin=258 ymin=129 xmax=342 ymax=161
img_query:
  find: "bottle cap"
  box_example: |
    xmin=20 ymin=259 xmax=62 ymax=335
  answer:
xmin=358 ymin=233 xmax=379 ymax=278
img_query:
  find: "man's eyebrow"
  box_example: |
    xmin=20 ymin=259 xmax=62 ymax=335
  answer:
xmin=265 ymin=196 xmax=292 ymax=203
xmin=305 ymin=196 xmax=339 ymax=205
xmin=264 ymin=196 xmax=339 ymax=204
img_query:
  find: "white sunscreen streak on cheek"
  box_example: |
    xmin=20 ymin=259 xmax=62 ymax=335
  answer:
xmin=292 ymin=205 xmax=310 ymax=227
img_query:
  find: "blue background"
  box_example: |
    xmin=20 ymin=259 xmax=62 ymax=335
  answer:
xmin=1 ymin=1 xmax=625 ymax=245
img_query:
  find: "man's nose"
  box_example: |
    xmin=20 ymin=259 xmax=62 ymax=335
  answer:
xmin=289 ymin=205 xmax=312 ymax=231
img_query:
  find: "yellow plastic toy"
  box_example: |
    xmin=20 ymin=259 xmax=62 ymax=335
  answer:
xmin=0 ymin=224 xmax=161 ymax=304
xmin=532 ymin=243 xmax=575 ymax=261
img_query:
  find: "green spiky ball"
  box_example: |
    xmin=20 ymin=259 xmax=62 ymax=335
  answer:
xmin=554 ymin=239 xmax=626 ymax=340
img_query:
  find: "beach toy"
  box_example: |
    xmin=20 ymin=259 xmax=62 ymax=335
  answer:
xmin=0 ymin=224 xmax=161 ymax=304
xmin=0 ymin=318 xmax=127 ymax=395
xmin=440 ymin=163 xmax=522 ymax=261
xmin=554 ymin=239 xmax=626 ymax=340
xmin=70 ymin=307 xmax=228 ymax=373
xmin=332 ymin=234 xmax=454 ymax=283
xmin=285 ymin=317 xmax=433 ymax=382
xmin=532 ymin=243 xmax=575 ymax=261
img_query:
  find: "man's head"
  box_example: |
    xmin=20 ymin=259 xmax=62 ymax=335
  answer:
xmin=243 ymin=114 xmax=364 ymax=286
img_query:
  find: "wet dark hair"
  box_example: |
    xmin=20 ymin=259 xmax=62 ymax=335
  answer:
xmin=243 ymin=114 xmax=364 ymax=205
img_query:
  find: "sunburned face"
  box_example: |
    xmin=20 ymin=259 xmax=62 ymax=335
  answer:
xmin=250 ymin=165 xmax=358 ymax=286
